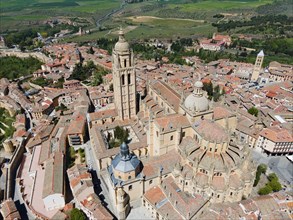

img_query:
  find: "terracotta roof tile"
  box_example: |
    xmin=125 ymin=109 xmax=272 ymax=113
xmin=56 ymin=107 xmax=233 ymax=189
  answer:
xmin=259 ymin=126 xmax=293 ymax=143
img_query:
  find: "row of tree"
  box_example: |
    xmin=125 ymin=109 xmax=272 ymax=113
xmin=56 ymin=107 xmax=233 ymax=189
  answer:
xmin=231 ymin=38 xmax=293 ymax=57
xmin=4 ymin=24 xmax=78 ymax=50
xmin=256 ymin=0 xmax=292 ymax=15
xmin=171 ymin=38 xmax=193 ymax=53
xmin=212 ymin=15 xmax=292 ymax=32
xmin=96 ymin=37 xmax=118 ymax=54
xmin=96 ymin=34 xmax=292 ymax=67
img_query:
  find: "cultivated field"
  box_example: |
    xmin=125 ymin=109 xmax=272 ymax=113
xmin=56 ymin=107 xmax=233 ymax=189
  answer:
xmin=0 ymin=0 xmax=120 ymax=32
xmin=0 ymin=0 xmax=282 ymax=40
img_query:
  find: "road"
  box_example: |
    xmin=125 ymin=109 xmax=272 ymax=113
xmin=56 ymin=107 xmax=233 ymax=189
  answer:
xmin=95 ymin=2 xmax=126 ymax=28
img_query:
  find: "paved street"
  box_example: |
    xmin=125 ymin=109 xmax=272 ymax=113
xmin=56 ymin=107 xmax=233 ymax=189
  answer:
xmin=84 ymin=141 xmax=117 ymax=216
xmin=252 ymin=149 xmax=293 ymax=187
xmin=127 ymin=205 xmax=153 ymax=220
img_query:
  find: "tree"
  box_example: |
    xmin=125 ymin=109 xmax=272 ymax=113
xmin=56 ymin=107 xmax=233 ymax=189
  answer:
xmin=114 ymin=126 xmax=129 ymax=143
xmin=253 ymin=174 xmax=261 ymax=187
xmin=31 ymin=77 xmax=52 ymax=87
xmin=203 ymin=82 xmax=213 ymax=97
xmin=268 ymin=173 xmax=278 ymax=182
xmin=258 ymin=185 xmax=272 ymax=195
xmin=248 ymin=107 xmax=259 ymax=117
xmin=54 ymin=77 xmax=64 ymax=88
xmin=213 ymin=88 xmax=221 ymax=102
xmin=109 ymin=83 xmax=114 ymax=92
xmin=55 ymin=103 xmax=68 ymax=112
xmin=269 ymin=179 xmax=282 ymax=192
xmin=258 ymin=164 xmax=267 ymax=174
xmin=87 ymin=46 xmax=95 ymax=54
xmin=254 ymin=164 xmax=267 ymax=187
xmin=109 ymin=126 xmax=129 ymax=149
xmin=70 ymin=208 xmax=86 ymax=220
xmin=70 ymin=61 xmax=97 ymax=81
xmin=0 ymin=56 xmax=42 ymax=79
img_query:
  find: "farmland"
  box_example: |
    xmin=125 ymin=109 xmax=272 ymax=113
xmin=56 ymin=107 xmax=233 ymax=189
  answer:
xmin=1 ymin=0 xmax=289 ymax=41
xmin=0 ymin=0 xmax=121 ymax=32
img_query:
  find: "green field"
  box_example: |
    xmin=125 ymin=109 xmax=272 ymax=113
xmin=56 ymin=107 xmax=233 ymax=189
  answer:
xmin=0 ymin=0 xmax=284 ymax=40
xmin=169 ymin=0 xmax=274 ymax=11
xmin=0 ymin=0 xmax=121 ymax=32
xmin=122 ymin=17 xmax=216 ymax=39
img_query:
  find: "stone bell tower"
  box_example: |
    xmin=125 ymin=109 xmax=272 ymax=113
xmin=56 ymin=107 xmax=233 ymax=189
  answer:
xmin=112 ymin=28 xmax=137 ymax=120
xmin=251 ymin=50 xmax=264 ymax=82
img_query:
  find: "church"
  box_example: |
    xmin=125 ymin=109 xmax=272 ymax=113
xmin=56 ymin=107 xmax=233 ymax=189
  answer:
xmin=88 ymin=29 xmax=256 ymax=219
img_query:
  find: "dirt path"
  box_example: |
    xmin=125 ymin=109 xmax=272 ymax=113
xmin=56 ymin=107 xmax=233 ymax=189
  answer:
xmin=109 ymin=25 xmax=138 ymax=36
xmin=128 ymin=16 xmax=205 ymax=23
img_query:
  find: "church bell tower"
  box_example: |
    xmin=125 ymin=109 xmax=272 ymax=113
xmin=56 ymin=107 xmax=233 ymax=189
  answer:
xmin=251 ymin=50 xmax=264 ymax=82
xmin=112 ymin=28 xmax=137 ymax=120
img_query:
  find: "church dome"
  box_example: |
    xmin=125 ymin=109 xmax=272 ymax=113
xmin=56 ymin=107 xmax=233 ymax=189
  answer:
xmin=184 ymin=81 xmax=209 ymax=112
xmin=114 ymin=29 xmax=130 ymax=52
xmin=112 ymin=142 xmax=142 ymax=174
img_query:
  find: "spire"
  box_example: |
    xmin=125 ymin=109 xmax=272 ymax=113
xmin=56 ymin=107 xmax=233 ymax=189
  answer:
xmin=118 ymin=27 xmax=125 ymax=43
xmin=258 ymin=50 xmax=264 ymax=57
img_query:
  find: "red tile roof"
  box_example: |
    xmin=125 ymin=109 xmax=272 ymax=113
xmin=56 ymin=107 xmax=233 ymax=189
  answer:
xmin=259 ymin=126 xmax=293 ymax=143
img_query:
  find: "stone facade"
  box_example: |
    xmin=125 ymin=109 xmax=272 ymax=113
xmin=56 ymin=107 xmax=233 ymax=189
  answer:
xmin=93 ymin=31 xmax=257 ymax=220
xmin=112 ymin=29 xmax=137 ymax=120
xmin=251 ymin=50 xmax=264 ymax=82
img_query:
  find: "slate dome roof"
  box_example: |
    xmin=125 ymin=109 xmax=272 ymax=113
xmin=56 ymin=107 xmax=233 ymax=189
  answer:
xmin=112 ymin=142 xmax=141 ymax=173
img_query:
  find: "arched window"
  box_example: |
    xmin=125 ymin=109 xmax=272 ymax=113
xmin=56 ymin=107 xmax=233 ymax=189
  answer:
xmin=129 ymin=185 xmax=132 ymax=191
xmin=124 ymin=59 xmax=127 ymax=67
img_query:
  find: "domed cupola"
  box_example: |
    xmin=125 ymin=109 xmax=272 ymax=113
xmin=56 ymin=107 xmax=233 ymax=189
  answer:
xmin=120 ymin=142 xmax=130 ymax=160
xmin=184 ymin=80 xmax=209 ymax=112
xmin=114 ymin=28 xmax=130 ymax=53
xmin=111 ymin=142 xmax=142 ymax=181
